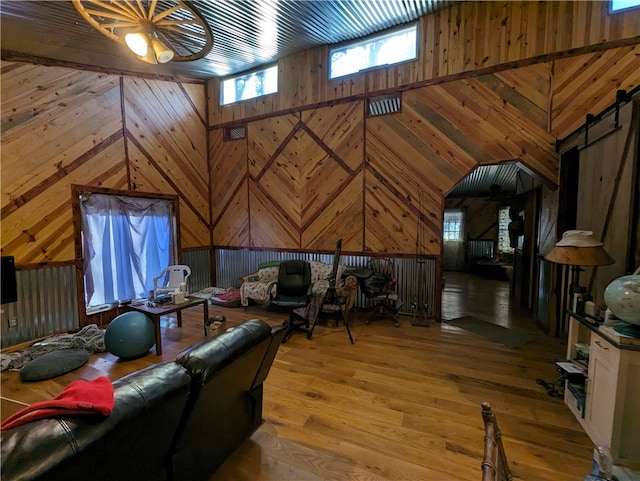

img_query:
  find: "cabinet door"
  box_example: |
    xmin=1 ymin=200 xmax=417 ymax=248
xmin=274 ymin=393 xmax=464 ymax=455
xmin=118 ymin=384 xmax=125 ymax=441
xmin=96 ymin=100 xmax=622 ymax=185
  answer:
xmin=586 ymin=335 xmax=618 ymax=447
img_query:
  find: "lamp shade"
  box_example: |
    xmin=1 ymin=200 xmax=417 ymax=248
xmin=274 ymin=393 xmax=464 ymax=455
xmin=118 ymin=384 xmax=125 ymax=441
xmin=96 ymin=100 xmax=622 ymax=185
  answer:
xmin=124 ymin=32 xmax=148 ymax=57
xmin=544 ymin=230 xmax=614 ymax=266
xmin=152 ymin=39 xmax=174 ymax=63
xmin=545 ymin=245 xmax=615 ymax=266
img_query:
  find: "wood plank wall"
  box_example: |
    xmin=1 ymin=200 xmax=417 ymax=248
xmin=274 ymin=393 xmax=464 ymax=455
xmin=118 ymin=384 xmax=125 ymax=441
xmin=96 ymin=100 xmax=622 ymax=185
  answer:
xmin=209 ymin=47 xmax=639 ymax=255
xmin=1 ymin=63 xmax=208 ymax=267
xmin=209 ymin=1 xmax=640 ymax=124
xmin=3 ymin=1 xmax=640 ymax=267
xmin=207 ymin=1 xmax=640 ymax=257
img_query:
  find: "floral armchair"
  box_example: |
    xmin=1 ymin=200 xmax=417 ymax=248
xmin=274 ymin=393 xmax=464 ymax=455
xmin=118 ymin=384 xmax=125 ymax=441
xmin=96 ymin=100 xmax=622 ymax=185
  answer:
xmin=240 ymin=261 xmax=345 ymax=324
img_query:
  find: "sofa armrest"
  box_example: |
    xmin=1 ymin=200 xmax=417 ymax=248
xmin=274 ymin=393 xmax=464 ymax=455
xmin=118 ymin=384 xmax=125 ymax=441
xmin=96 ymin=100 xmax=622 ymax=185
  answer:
xmin=175 ymin=319 xmax=273 ymax=383
xmin=251 ymin=324 xmax=286 ymax=390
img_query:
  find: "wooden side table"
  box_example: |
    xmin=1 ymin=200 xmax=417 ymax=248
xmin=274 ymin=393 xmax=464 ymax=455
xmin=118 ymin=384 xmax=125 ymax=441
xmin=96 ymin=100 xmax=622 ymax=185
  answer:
xmin=126 ymin=297 xmax=209 ymax=355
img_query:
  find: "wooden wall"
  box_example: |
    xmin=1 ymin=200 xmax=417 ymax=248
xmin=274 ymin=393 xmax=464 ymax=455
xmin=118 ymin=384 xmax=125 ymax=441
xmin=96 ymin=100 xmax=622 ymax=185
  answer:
xmin=209 ymin=45 xmax=640 ymax=255
xmin=209 ymin=1 xmax=640 ymax=124
xmin=3 ymin=1 xmax=640 ymax=266
xmin=207 ymin=1 xmax=640 ymax=258
xmin=1 ymin=62 xmax=208 ymax=267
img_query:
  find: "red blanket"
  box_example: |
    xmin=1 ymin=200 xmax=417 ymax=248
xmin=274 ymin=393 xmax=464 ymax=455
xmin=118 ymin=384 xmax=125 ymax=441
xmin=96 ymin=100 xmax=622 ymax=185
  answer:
xmin=1 ymin=376 xmax=114 ymax=430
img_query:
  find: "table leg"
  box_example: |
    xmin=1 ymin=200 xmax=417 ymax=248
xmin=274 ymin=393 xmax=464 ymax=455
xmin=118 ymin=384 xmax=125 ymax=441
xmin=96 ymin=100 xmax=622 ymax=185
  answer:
xmin=177 ymin=310 xmax=182 ymax=327
xmin=153 ymin=315 xmax=163 ymax=356
xmin=203 ymin=300 xmax=209 ymax=336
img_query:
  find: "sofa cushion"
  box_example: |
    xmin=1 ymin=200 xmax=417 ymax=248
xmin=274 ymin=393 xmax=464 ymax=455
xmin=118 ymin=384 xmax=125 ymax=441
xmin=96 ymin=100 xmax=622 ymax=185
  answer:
xmin=20 ymin=348 xmax=89 ymax=382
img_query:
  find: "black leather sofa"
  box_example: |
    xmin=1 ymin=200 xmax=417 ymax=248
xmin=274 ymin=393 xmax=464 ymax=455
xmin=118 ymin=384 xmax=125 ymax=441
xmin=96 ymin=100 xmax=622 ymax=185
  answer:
xmin=1 ymin=319 xmax=285 ymax=481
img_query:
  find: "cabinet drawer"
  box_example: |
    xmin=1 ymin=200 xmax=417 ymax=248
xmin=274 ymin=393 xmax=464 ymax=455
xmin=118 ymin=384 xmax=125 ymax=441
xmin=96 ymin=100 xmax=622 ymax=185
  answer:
xmin=590 ymin=332 xmax=619 ymax=365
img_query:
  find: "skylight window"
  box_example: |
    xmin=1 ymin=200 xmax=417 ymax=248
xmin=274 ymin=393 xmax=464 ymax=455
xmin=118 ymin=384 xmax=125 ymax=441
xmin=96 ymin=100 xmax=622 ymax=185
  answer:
xmin=610 ymin=0 xmax=640 ymax=11
xmin=329 ymin=24 xmax=418 ymax=80
xmin=221 ymin=65 xmax=278 ymax=105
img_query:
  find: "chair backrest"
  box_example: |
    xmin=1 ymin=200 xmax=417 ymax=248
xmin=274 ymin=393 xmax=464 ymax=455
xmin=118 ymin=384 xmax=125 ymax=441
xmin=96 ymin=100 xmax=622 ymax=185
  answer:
xmin=157 ymin=265 xmax=191 ymax=289
xmin=276 ymin=260 xmax=311 ymax=297
xmin=481 ymin=402 xmax=513 ymax=481
xmin=367 ymin=257 xmax=396 ymax=277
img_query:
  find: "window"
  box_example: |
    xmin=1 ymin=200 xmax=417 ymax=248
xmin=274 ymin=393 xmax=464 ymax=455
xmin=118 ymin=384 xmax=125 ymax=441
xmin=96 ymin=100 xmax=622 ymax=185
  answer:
xmin=221 ymin=65 xmax=278 ymax=105
xmin=443 ymin=210 xmax=464 ymax=241
xmin=80 ymin=192 xmax=176 ymax=308
xmin=329 ymin=24 xmax=418 ymax=79
xmin=610 ymin=0 xmax=640 ymax=12
xmin=498 ymin=207 xmax=514 ymax=253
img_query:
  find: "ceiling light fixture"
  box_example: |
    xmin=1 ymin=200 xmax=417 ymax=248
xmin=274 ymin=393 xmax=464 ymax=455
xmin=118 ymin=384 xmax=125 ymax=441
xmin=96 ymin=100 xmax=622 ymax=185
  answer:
xmin=72 ymin=0 xmax=213 ymax=65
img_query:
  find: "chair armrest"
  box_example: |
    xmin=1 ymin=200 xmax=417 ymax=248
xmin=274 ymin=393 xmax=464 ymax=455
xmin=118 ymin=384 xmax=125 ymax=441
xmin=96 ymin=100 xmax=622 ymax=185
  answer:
xmin=267 ymin=281 xmax=278 ymax=298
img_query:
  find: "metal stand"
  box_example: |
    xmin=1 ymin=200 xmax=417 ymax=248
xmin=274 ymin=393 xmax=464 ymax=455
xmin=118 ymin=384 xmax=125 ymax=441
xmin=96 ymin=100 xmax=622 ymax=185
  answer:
xmin=308 ymin=239 xmax=354 ymax=344
xmin=310 ymin=286 xmax=354 ymax=344
xmin=411 ymin=189 xmax=431 ymax=327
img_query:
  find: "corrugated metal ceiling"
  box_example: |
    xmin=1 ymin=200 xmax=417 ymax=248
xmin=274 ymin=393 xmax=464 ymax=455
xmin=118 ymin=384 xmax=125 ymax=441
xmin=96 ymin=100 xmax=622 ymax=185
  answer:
xmin=449 ymin=163 xmax=521 ymax=198
xmin=1 ymin=0 xmax=450 ymax=79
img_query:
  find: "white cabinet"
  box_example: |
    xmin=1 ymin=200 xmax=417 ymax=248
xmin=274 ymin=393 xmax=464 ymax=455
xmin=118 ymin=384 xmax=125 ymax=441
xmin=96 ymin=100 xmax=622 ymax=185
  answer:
xmin=565 ymin=315 xmax=640 ymax=470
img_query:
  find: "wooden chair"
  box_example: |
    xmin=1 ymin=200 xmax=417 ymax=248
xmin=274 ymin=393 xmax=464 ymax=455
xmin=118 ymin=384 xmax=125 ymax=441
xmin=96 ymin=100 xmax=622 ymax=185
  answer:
xmin=481 ymin=402 xmax=513 ymax=481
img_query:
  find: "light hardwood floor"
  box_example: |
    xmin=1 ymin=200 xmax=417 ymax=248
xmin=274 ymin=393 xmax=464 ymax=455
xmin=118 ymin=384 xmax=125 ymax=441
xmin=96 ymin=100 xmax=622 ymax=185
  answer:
xmin=1 ymin=272 xmax=594 ymax=480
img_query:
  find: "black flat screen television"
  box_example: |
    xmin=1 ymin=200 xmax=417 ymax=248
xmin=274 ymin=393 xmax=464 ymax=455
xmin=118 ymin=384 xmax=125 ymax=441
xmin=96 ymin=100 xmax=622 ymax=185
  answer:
xmin=1 ymin=256 xmax=18 ymax=304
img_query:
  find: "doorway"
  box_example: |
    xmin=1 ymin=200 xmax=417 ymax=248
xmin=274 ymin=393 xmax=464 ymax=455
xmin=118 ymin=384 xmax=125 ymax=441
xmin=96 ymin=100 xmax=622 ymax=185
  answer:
xmin=441 ymin=163 xmax=542 ymax=327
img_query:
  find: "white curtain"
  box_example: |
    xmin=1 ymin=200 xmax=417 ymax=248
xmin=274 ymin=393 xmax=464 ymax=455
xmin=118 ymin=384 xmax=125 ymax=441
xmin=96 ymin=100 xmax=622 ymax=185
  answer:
xmin=442 ymin=209 xmax=465 ymax=271
xmin=80 ymin=193 xmax=175 ymax=307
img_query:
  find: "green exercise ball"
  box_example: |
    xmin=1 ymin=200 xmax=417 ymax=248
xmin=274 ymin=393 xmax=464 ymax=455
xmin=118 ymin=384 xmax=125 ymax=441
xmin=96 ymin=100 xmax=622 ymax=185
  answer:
xmin=105 ymin=311 xmax=155 ymax=359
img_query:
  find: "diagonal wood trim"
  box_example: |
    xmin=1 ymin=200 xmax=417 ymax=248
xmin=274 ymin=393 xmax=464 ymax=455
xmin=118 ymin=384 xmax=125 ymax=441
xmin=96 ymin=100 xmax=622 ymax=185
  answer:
xmin=252 ymin=120 xmax=304 ymax=181
xmin=3 ymin=200 xmax=69 ymax=260
xmin=126 ymin=132 xmax=210 ymax=229
xmin=178 ymin=83 xmax=206 ymax=127
xmin=251 ymin=179 xmax=298 ymax=231
xmin=0 ymin=130 xmax=123 ymax=219
xmin=300 ymin=165 xmax=364 ymax=231
xmin=212 ymin=173 xmax=248 ymax=227
xmin=367 ymin=163 xmax=440 ymax=236
xmin=298 ymin=122 xmax=357 ymax=175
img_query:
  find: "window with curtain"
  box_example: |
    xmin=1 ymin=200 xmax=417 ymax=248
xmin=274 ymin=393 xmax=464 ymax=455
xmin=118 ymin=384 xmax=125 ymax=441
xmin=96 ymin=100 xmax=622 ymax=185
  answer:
xmin=443 ymin=210 xmax=464 ymax=241
xmin=498 ymin=207 xmax=514 ymax=253
xmin=80 ymin=192 xmax=176 ymax=308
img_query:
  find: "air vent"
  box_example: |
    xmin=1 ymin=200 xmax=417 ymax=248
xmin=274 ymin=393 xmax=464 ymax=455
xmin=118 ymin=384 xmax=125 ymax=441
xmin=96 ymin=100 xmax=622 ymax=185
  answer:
xmin=224 ymin=125 xmax=247 ymax=140
xmin=367 ymin=94 xmax=401 ymax=117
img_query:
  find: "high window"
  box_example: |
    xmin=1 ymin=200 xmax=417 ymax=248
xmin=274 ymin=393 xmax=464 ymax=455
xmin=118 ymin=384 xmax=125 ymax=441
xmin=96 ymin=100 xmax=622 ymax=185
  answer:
xmin=443 ymin=210 xmax=464 ymax=241
xmin=610 ymin=0 xmax=640 ymax=12
xmin=221 ymin=65 xmax=278 ymax=105
xmin=329 ymin=24 xmax=418 ymax=79
xmin=79 ymin=191 xmax=176 ymax=309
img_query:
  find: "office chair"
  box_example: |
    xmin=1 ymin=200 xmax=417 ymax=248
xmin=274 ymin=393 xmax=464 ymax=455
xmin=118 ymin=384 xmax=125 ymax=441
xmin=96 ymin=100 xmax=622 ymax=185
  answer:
xmin=363 ymin=257 xmax=400 ymax=327
xmin=267 ymin=260 xmax=313 ymax=343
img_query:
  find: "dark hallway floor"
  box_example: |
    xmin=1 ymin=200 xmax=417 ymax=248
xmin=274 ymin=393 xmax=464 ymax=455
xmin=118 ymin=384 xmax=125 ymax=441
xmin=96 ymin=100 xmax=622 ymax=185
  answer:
xmin=441 ymin=270 xmax=538 ymax=332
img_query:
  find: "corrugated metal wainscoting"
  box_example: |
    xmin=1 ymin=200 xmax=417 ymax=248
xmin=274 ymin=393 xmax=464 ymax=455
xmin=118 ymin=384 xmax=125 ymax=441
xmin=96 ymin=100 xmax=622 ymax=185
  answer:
xmin=1 ymin=266 xmax=78 ymax=349
xmin=182 ymin=249 xmax=211 ymax=294
xmin=214 ymin=249 xmax=438 ymax=318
